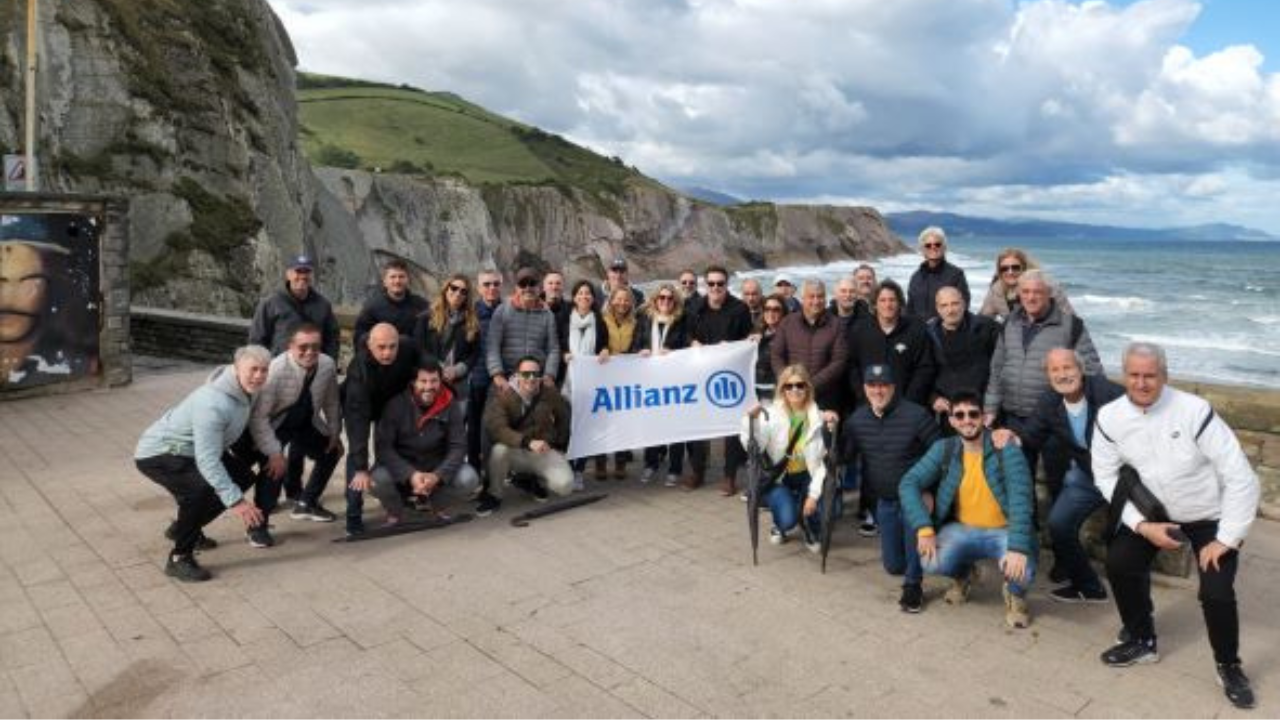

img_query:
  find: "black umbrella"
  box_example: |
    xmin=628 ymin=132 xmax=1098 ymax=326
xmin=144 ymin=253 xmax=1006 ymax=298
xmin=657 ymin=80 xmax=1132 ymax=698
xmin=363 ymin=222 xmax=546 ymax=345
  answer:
xmin=746 ymin=411 xmax=763 ymax=566
xmin=819 ymin=421 xmax=841 ymax=574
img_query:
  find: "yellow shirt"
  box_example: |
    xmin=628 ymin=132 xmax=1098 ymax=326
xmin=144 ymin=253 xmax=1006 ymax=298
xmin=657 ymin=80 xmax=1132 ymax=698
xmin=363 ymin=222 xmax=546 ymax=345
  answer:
xmin=955 ymin=450 xmax=1007 ymax=529
xmin=785 ymin=414 xmax=807 ymax=475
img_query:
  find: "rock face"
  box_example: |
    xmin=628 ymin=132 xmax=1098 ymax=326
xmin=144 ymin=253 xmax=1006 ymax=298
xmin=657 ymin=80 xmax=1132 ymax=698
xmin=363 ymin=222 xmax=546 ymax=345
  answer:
xmin=0 ymin=0 xmax=906 ymax=315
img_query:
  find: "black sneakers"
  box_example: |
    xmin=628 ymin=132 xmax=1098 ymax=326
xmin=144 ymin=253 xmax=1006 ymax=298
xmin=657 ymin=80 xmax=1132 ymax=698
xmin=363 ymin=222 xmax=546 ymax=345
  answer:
xmin=899 ymin=583 xmax=924 ymax=614
xmin=1049 ymin=584 xmax=1109 ymax=604
xmin=164 ymin=523 xmax=218 ymax=551
xmin=165 ymin=554 xmax=212 ymax=583
xmin=1048 ymin=564 xmax=1069 ymax=585
xmin=1101 ymin=638 xmax=1159 ymax=667
xmin=1216 ymin=663 xmax=1255 ymax=709
xmin=290 ymin=502 xmax=337 ymax=522
xmin=246 ymin=525 xmax=275 ymax=548
xmin=511 ymin=474 xmax=548 ymax=502
xmin=475 ymin=492 xmax=502 ymax=517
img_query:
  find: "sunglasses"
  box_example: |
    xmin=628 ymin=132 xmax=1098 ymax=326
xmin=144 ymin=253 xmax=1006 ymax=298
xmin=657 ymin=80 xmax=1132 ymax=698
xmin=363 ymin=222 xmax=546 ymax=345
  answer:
xmin=950 ymin=409 xmax=982 ymax=420
xmin=922 ymin=242 xmax=944 ymax=249
xmin=294 ymin=342 xmax=321 ymax=352
xmin=999 ymin=264 xmax=1023 ymax=273
xmin=680 ymin=280 xmax=697 ymax=286
xmin=481 ymin=280 xmax=502 ymax=288
xmin=706 ymin=280 xmax=727 ymax=288
xmin=447 ymin=284 xmax=469 ymax=295
xmin=657 ymin=295 xmax=675 ymax=301
xmin=764 ymin=306 xmax=784 ymax=313
xmin=782 ymin=382 xmax=808 ymax=392
xmin=516 ymin=371 xmax=540 ymax=379
xmin=517 ymin=278 xmax=539 ymax=288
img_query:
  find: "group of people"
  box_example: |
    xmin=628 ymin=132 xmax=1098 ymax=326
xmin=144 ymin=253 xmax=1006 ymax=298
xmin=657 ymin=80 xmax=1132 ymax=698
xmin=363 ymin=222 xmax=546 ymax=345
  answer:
xmin=133 ymin=228 xmax=1262 ymax=709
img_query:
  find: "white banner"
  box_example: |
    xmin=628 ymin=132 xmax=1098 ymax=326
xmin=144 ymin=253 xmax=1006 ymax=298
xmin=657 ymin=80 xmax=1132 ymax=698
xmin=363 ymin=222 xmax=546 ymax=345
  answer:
xmin=566 ymin=340 xmax=757 ymax=460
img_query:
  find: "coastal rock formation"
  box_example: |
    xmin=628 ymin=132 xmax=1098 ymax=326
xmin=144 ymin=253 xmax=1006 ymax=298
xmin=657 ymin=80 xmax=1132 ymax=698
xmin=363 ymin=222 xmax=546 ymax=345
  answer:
xmin=0 ymin=0 xmax=904 ymax=314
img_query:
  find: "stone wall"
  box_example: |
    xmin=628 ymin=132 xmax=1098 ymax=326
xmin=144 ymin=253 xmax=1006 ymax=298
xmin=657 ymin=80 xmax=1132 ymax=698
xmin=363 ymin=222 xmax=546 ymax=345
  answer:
xmin=130 ymin=307 xmax=251 ymax=363
xmin=0 ymin=193 xmax=130 ymax=400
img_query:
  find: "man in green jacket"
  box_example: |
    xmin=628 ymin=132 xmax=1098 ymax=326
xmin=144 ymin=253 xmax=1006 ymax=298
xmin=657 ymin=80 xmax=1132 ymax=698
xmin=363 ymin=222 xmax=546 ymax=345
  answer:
xmin=899 ymin=391 xmax=1038 ymax=628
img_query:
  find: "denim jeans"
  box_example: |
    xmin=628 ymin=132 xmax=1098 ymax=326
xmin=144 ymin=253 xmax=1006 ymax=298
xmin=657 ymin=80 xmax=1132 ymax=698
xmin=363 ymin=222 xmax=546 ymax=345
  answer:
xmin=766 ymin=471 xmax=823 ymax=540
xmin=1046 ymin=464 xmax=1105 ymax=592
xmin=921 ymin=523 xmax=1038 ymax=597
xmin=876 ymin=498 xmax=922 ymax=585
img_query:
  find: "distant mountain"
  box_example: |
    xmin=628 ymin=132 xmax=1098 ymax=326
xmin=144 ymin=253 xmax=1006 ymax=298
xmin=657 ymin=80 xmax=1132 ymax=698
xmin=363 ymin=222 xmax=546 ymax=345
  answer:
xmin=885 ymin=211 xmax=1276 ymax=242
xmin=680 ymin=186 xmax=743 ymax=206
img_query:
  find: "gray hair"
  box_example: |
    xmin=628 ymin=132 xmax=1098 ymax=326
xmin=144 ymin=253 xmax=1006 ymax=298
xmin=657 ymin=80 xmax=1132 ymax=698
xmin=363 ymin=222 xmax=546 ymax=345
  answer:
xmin=1017 ymin=268 xmax=1055 ymax=292
xmin=854 ymin=263 xmax=876 ymax=276
xmin=801 ymin=279 xmax=826 ymax=296
xmin=1122 ymin=341 xmax=1169 ymax=375
xmin=1043 ymin=347 xmax=1086 ymax=373
xmin=234 ymin=344 xmax=272 ymax=366
xmin=918 ymin=226 xmax=947 ymax=247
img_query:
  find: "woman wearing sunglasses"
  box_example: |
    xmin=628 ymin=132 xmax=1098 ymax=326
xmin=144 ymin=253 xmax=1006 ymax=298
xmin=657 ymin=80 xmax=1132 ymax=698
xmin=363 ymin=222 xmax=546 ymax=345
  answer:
xmin=634 ymin=282 xmax=691 ymax=486
xmin=412 ymin=273 xmax=480 ymax=391
xmin=741 ymin=365 xmax=839 ymax=550
xmin=594 ymin=286 xmax=644 ymax=480
xmin=978 ymin=248 xmax=1073 ymax=324
xmin=754 ymin=293 xmax=789 ymax=403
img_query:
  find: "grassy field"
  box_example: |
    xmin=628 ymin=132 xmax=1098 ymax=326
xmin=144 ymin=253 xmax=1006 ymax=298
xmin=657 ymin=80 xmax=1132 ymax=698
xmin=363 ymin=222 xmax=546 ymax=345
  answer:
xmin=296 ymin=74 xmax=647 ymax=197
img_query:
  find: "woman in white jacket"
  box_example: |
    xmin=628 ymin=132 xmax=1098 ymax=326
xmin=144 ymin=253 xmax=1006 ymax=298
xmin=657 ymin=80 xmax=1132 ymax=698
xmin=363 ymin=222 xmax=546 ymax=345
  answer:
xmin=741 ymin=365 xmax=839 ymax=549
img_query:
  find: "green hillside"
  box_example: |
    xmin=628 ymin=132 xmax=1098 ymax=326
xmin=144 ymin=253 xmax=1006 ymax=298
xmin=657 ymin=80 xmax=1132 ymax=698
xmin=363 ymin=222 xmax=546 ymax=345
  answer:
xmin=296 ymin=73 xmax=648 ymax=200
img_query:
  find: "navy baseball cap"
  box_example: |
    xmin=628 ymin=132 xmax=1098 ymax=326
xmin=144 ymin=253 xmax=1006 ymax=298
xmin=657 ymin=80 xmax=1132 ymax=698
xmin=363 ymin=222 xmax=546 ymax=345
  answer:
xmin=287 ymin=254 xmax=314 ymax=271
xmin=863 ymin=364 xmax=895 ymax=385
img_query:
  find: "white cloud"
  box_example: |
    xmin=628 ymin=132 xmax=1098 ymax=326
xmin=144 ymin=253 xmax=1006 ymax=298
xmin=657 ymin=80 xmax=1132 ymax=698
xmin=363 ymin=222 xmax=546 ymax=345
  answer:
xmin=269 ymin=0 xmax=1280 ymax=228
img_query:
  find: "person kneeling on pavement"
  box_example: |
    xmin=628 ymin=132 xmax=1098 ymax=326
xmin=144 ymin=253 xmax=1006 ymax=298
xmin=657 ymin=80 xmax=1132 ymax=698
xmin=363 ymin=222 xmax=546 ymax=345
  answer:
xmin=476 ymin=355 xmax=573 ymax=515
xmin=134 ymin=346 xmax=271 ymax=582
xmin=369 ymin=358 xmax=480 ymax=524
xmin=245 ymin=323 xmax=344 ymax=547
xmin=741 ymin=365 xmax=839 ymax=551
xmin=899 ymin=391 xmax=1038 ymax=627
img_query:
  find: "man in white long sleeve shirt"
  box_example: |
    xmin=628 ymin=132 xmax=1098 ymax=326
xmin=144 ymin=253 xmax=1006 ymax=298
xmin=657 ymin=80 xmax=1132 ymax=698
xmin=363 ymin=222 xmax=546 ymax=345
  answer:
xmin=1091 ymin=342 xmax=1259 ymax=709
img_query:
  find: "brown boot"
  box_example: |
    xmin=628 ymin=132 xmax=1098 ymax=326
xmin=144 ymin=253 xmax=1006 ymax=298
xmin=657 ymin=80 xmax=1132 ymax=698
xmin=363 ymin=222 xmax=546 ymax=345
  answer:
xmin=718 ymin=476 xmax=736 ymax=497
xmin=680 ymin=471 xmax=704 ymax=491
xmin=593 ymin=457 xmax=608 ymax=481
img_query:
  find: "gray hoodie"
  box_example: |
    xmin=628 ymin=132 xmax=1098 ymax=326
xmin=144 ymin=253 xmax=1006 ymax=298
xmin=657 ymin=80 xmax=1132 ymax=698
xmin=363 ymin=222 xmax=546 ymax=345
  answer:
xmin=135 ymin=366 xmax=254 ymax=507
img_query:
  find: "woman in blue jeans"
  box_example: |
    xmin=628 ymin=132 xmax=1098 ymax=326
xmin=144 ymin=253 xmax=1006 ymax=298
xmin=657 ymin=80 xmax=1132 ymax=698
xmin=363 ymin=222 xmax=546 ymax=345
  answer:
xmin=740 ymin=365 xmax=838 ymax=550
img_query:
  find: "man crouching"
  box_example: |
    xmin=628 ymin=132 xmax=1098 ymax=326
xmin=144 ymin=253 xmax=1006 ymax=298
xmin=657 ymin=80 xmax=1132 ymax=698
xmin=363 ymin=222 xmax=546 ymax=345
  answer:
xmin=370 ymin=358 xmax=481 ymax=524
xmin=899 ymin=391 xmax=1038 ymax=628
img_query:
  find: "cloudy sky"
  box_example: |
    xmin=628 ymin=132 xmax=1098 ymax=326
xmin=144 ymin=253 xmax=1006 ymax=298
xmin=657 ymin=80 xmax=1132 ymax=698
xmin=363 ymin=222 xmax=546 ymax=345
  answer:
xmin=269 ymin=0 xmax=1280 ymax=230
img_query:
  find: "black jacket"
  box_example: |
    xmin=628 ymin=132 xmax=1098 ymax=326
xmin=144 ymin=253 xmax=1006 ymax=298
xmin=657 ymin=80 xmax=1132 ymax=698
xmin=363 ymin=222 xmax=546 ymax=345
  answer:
xmin=412 ymin=311 xmax=479 ymax=388
xmin=633 ymin=311 xmax=689 ymax=352
xmin=927 ymin=311 xmax=1000 ymax=403
xmin=374 ymin=387 xmax=466 ymax=485
xmin=841 ymin=398 xmax=940 ymax=500
xmin=354 ymin=290 xmax=430 ymax=347
xmin=846 ymin=315 xmax=937 ymax=407
xmin=687 ymin=294 xmax=753 ymax=345
xmin=1011 ymin=375 xmax=1124 ymax=478
xmin=341 ymin=343 xmax=420 ymax=472
xmin=249 ymin=286 xmax=340 ymax=358
xmin=907 ymin=260 xmax=970 ymax=321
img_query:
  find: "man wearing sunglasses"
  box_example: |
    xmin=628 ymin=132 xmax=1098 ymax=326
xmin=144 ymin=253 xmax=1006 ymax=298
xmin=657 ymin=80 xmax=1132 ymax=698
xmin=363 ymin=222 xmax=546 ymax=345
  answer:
xmin=486 ymin=267 xmax=560 ymax=394
xmin=684 ymin=265 xmax=754 ymax=493
xmin=245 ymin=324 xmax=344 ymax=538
xmin=476 ymin=355 xmax=573 ymax=516
xmin=906 ymin=226 xmax=970 ymax=322
xmin=841 ymin=364 xmax=940 ymax=613
xmin=678 ymin=268 xmax=701 ymax=315
xmin=900 ymin=391 xmax=1037 ymax=627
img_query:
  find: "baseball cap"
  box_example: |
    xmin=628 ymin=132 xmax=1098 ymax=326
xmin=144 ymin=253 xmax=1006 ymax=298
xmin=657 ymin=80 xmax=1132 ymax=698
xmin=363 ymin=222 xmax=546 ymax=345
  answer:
xmin=287 ymin=254 xmax=314 ymax=271
xmin=863 ymin=364 xmax=895 ymax=385
xmin=515 ymin=266 xmax=541 ymax=284
xmin=609 ymin=257 xmax=628 ymax=271
xmin=774 ymin=273 xmax=793 ymax=287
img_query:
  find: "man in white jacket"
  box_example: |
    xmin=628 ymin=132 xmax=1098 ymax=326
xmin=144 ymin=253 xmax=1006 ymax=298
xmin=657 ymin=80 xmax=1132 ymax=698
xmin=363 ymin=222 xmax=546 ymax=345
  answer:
xmin=1092 ymin=342 xmax=1259 ymax=709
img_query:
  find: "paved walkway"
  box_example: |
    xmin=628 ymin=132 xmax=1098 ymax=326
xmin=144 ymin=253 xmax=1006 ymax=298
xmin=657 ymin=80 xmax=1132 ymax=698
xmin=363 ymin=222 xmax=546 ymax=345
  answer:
xmin=0 ymin=368 xmax=1276 ymax=718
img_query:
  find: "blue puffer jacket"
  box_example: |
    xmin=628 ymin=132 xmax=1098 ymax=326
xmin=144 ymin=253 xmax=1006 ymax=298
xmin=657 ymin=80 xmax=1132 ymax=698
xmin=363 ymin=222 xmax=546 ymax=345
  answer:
xmin=134 ymin=365 xmax=253 ymax=507
xmin=899 ymin=434 xmax=1038 ymax=555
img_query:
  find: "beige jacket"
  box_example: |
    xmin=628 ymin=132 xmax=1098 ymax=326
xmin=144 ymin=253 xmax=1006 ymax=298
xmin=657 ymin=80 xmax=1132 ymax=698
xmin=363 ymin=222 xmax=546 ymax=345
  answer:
xmin=249 ymin=352 xmax=341 ymax=456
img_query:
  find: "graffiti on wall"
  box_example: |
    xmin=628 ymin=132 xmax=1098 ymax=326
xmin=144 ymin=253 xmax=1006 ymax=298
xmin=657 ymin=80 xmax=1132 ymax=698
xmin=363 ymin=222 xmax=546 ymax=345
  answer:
xmin=0 ymin=213 xmax=101 ymax=390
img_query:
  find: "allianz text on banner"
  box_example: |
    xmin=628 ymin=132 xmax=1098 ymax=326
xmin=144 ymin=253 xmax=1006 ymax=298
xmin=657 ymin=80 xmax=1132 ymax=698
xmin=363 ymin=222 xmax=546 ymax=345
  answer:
xmin=566 ymin=340 xmax=758 ymax=460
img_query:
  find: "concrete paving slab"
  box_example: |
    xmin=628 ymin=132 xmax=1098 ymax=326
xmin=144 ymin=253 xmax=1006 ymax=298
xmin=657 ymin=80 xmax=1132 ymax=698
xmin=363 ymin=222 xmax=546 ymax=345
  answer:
xmin=2 ymin=367 xmax=1278 ymax=717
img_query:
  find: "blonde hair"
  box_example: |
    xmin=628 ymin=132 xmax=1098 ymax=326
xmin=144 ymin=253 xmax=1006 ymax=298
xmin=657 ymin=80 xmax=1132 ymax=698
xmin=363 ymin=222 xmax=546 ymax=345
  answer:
xmin=429 ymin=273 xmax=480 ymax=341
xmin=638 ymin=282 xmax=684 ymax=322
xmin=775 ymin=364 xmax=815 ymax=409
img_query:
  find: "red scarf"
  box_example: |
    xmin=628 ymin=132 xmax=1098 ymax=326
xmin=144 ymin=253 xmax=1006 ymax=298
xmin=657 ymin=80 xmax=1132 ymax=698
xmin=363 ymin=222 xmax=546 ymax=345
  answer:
xmin=413 ymin=385 xmax=454 ymax=430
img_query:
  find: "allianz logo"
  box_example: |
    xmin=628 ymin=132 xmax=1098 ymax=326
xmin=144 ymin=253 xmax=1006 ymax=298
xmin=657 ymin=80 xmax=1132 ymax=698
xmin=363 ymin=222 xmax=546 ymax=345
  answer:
xmin=590 ymin=370 xmax=748 ymax=413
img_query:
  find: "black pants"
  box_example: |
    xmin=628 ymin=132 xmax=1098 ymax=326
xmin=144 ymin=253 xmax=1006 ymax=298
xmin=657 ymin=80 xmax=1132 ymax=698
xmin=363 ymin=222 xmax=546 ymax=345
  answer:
xmin=467 ymin=382 xmax=491 ymax=470
xmin=269 ymin=424 xmax=343 ymax=512
xmin=1107 ymin=520 xmax=1240 ymax=664
xmin=136 ymin=453 xmax=256 ymax=556
xmin=687 ymin=436 xmax=746 ymax=479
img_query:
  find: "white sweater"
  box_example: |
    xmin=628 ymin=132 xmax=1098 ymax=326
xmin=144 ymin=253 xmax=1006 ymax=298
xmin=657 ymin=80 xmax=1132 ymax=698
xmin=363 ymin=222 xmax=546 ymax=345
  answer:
xmin=1091 ymin=386 xmax=1259 ymax=548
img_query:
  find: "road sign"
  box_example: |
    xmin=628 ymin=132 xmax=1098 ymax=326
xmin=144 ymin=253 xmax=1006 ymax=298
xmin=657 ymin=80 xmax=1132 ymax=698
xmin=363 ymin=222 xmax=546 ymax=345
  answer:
xmin=4 ymin=154 xmax=37 ymax=191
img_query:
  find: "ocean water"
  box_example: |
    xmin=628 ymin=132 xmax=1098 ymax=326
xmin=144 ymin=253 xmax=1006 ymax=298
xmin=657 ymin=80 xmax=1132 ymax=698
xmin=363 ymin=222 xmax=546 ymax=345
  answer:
xmin=732 ymin=237 xmax=1280 ymax=389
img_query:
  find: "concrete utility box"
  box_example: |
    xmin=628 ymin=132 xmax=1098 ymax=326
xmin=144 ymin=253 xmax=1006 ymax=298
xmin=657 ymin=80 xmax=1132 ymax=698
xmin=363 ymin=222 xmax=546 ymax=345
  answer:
xmin=0 ymin=193 xmax=130 ymax=399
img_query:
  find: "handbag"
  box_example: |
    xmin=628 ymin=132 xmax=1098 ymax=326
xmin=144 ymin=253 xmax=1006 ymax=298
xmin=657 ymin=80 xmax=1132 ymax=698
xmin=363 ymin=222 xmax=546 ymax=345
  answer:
xmin=760 ymin=418 xmax=806 ymax=488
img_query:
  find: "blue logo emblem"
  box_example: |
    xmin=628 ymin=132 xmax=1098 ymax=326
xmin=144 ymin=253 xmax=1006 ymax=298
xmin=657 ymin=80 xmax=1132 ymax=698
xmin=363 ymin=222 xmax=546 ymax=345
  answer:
xmin=705 ymin=370 xmax=747 ymax=408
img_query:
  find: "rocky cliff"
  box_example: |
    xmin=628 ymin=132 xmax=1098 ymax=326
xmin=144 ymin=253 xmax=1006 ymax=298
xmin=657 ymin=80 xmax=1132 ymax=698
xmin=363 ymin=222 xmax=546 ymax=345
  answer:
xmin=0 ymin=0 xmax=905 ymax=314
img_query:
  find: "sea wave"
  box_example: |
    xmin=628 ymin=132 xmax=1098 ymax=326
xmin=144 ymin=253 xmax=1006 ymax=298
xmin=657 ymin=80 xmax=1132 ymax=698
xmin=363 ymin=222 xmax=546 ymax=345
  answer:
xmin=1249 ymin=315 xmax=1280 ymax=326
xmin=1076 ymin=294 xmax=1151 ymax=311
xmin=1119 ymin=333 xmax=1280 ymax=358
